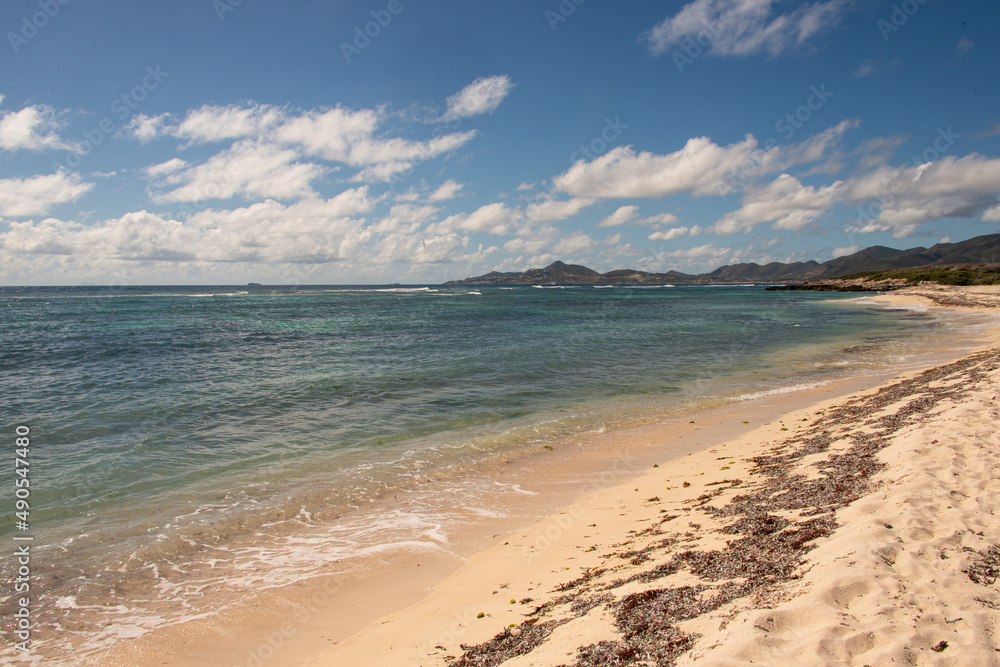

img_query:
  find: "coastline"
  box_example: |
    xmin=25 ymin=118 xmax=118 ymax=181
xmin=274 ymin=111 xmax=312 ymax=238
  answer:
xmin=302 ymin=286 xmax=1000 ymax=667
xmin=20 ymin=286 xmax=999 ymax=666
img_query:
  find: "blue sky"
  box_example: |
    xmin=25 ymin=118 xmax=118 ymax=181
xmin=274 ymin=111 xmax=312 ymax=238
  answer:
xmin=0 ymin=0 xmax=998 ymax=285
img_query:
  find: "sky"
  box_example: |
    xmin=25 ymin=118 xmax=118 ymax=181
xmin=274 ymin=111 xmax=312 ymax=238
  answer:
xmin=0 ymin=0 xmax=998 ymax=285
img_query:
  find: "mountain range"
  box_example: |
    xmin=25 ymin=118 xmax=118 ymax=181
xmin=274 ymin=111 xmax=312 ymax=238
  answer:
xmin=444 ymin=232 xmax=1000 ymax=285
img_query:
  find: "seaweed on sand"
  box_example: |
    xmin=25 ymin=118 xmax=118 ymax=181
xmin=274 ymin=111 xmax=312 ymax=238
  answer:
xmin=447 ymin=349 xmax=1000 ymax=667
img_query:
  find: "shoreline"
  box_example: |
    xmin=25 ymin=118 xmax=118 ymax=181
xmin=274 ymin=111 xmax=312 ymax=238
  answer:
xmin=14 ymin=286 xmax=1000 ymax=666
xmin=302 ymin=286 xmax=1000 ymax=667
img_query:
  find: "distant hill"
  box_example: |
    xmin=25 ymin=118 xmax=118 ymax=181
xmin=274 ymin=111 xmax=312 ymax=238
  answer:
xmin=444 ymin=232 xmax=1000 ymax=285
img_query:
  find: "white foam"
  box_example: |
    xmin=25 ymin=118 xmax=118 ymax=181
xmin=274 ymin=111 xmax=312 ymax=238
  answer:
xmin=734 ymin=381 xmax=827 ymax=402
xmin=494 ymin=481 xmax=539 ymax=495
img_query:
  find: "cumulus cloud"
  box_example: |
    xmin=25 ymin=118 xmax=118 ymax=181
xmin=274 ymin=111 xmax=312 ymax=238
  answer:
xmin=711 ymin=174 xmax=840 ymax=234
xmin=135 ymin=102 xmax=478 ymax=189
xmin=428 ymin=202 xmax=521 ymax=236
xmin=648 ymin=227 xmax=695 ymax=241
xmin=525 ymin=197 xmax=594 ymax=222
xmin=0 ymin=172 xmax=93 ymax=217
xmin=371 ymin=203 xmax=438 ymax=233
xmin=639 ymin=213 xmax=681 ymax=226
xmin=0 ymin=103 xmax=75 ymax=152
xmin=3 ymin=189 xmax=377 ymax=266
xmin=832 ymin=244 xmax=859 ymax=257
xmin=552 ymin=230 xmax=596 ymax=256
xmin=125 ymin=113 xmax=172 ymax=143
xmin=144 ymin=158 xmax=188 ymax=178
xmin=708 ymin=153 xmax=1000 ymax=239
xmin=843 ymin=154 xmax=1000 ymax=236
xmin=428 ymin=179 xmax=464 ymax=202
xmin=553 ymin=136 xmax=775 ymax=199
xmin=644 ymin=0 xmax=852 ymax=58
xmin=598 ymin=205 xmax=639 ymax=227
xmin=150 ymin=140 xmax=325 ymax=203
xmin=175 ymin=104 xmax=284 ymax=144
xmin=443 ymin=75 xmax=514 ymax=120
xmin=982 ymin=204 xmax=1000 ymax=222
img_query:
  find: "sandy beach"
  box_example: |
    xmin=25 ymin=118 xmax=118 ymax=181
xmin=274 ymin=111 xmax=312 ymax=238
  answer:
xmin=301 ymin=286 xmax=1000 ymax=667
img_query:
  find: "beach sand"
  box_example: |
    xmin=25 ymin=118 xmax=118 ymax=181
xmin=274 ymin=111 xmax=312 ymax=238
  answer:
xmin=302 ymin=286 xmax=1000 ymax=667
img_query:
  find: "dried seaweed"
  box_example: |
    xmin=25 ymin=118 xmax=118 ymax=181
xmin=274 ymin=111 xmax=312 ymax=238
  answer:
xmin=966 ymin=544 xmax=1000 ymax=585
xmin=449 ymin=619 xmax=567 ymax=667
xmin=447 ymin=349 xmax=1000 ymax=667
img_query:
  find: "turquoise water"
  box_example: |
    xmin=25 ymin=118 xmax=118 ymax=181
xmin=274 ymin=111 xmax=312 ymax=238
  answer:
xmin=0 ymin=283 xmax=972 ymax=660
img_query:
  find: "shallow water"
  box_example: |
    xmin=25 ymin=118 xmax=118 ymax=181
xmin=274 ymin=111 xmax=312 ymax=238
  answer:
xmin=0 ymin=284 xmax=991 ymax=662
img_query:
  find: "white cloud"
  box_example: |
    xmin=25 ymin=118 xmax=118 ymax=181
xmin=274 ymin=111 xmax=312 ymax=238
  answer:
xmin=272 ymin=107 xmax=377 ymax=161
xmin=0 ymin=104 xmax=75 ymax=152
xmin=553 ymin=136 xmax=774 ymax=199
xmin=126 ymin=113 xmax=172 ymax=143
xmin=648 ymin=227 xmax=694 ymax=241
xmin=175 ymin=103 xmax=284 ymax=144
xmin=645 ymin=0 xmax=852 ymax=58
xmin=3 ymin=189 xmax=377 ymax=266
xmin=982 ymin=204 xmax=1000 ymax=222
xmin=377 ymin=230 xmax=481 ymax=265
xmin=832 ymin=244 xmax=859 ymax=257
xmin=443 ymin=75 xmax=514 ymax=120
xmin=639 ymin=212 xmax=680 ymax=226
xmin=779 ymin=119 xmax=859 ymax=167
xmin=502 ymin=224 xmax=560 ymax=255
xmin=0 ymin=172 xmax=92 ymax=217
xmin=598 ymin=205 xmax=639 ymax=227
xmin=138 ymin=102 xmax=477 ymax=186
xmin=428 ymin=179 xmax=464 ymax=202
xmin=853 ymin=59 xmax=877 ymax=78
xmin=150 ymin=140 xmax=324 ymax=203
xmin=552 ymin=231 xmax=596 ymax=256
xmin=371 ymin=203 xmax=438 ymax=233
xmin=525 ymin=197 xmax=594 ymax=222
xmin=711 ymin=174 xmax=840 ymax=234
xmin=274 ymin=106 xmax=476 ymax=182
xmin=429 ymin=202 xmax=521 ymax=235
xmin=144 ymin=157 xmax=188 ymax=178
xmin=843 ymin=154 xmax=1000 ymax=236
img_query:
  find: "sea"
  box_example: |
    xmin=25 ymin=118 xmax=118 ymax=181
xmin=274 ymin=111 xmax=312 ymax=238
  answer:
xmin=0 ymin=283 xmax=993 ymax=663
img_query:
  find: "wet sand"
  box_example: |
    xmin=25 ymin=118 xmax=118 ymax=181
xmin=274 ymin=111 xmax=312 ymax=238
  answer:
xmin=303 ymin=286 xmax=1000 ymax=667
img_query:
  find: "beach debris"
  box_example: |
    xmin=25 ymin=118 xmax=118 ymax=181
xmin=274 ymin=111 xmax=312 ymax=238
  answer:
xmin=448 ymin=349 xmax=1000 ymax=667
xmin=477 ymin=612 xmax=485 ymax=619
xmin=964 ymin=544 xmax=1000 ymax=585
xmin=450 ymin=619 xmax=565 ymax=667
